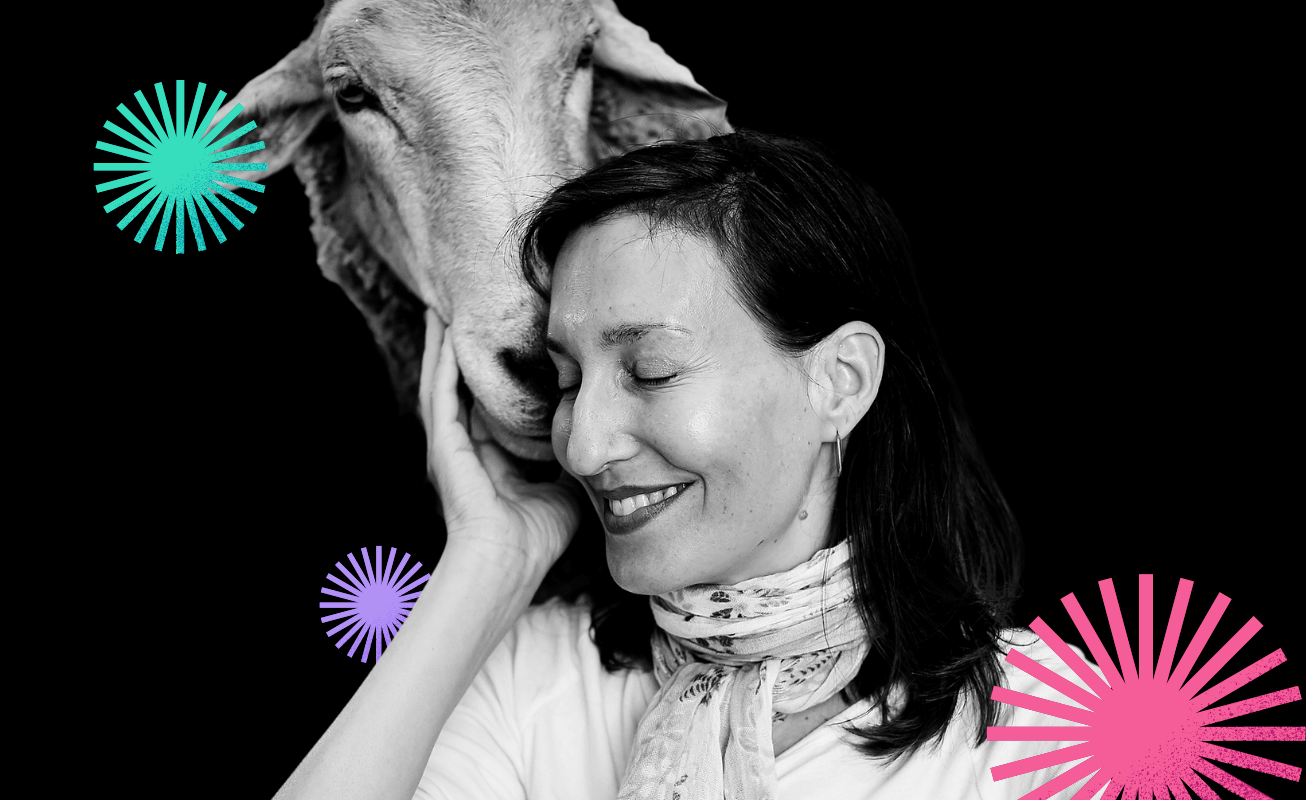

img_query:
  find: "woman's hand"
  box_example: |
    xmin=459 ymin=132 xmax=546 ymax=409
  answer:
xmin=420 ymin=309 xmax=585 ymax=576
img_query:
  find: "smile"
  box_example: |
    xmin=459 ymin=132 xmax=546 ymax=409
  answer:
xmin=607 ymin=483 xmax=689 ymax=517
xmin=600 ymin=482 xmax=693 ymax=535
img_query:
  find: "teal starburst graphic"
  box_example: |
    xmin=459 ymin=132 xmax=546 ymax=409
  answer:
xmin=94 ymin=80 xmax=267 ymax=253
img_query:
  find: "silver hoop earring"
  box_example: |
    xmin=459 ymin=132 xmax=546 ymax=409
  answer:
xmin=834 ymin=430 xmax=843 ymax=478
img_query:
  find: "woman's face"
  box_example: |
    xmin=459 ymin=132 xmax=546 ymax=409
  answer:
xmin=546 ymin=213 xmax=835 ymax=595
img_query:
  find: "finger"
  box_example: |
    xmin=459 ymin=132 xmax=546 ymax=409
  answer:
xmin=419 ymin=309 xmax=444 ymax=439
xmin=447 ymin=335 xmax=471 ymax=436
xmin=428 ymin=329 xmax=479 ymax=493
xmin=431 ymin=323 xmax=463 ymax=430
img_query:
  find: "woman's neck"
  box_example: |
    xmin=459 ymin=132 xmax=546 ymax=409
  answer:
xmin=772 ymin=692 xmax=854 ymax=755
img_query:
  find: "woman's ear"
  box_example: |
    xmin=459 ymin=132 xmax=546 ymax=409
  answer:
xmin=587 ymin=0 xmax=732 ymax=161
xmin=809 ymin=322 xmax=885 ymax=439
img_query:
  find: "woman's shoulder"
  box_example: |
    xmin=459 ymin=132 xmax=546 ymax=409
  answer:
xmin=455 ymin=594 xmax=655 ymax=738
xmin=798 ymin=627 xmax=1102 ymax=796
xmin=996 ymin=626 xmax=1103 ymax=700
xmin=773 ymin=628 xmax=1104 ymax=798
xmin=515 ymin=594 xmax=596 ymax=640
xmin=974 ymin=627 xmax=1104 ymax=796
xmin=497 ymin=595 xmax=599 ymax=671
xmin=491 ymin=595 xmax=653 ymax=696
xmin=478 ymin=596 xmax=659 ymax=796
xmin=421 ymin=599 xmax=658 ymax=799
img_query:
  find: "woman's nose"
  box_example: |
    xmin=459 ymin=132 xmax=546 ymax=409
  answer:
xmin=562 ymin=380 xmax=638 ymax=476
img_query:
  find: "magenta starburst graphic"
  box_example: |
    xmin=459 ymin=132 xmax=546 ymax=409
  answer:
xmin=988 ymin=575 xmax=1303 ymax=799
xmin=320 ymin=546 xmax=430 ymax=663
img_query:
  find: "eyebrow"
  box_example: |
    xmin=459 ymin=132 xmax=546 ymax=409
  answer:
xmin=546 ymin=322 xmax=692 ymax=355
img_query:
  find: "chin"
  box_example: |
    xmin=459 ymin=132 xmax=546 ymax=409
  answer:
xmin=604 ymin=547 xmax=687 ymax=597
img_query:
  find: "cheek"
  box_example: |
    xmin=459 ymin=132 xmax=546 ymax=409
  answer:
xmin=741 ymin=389 xmax=814 ymax=490
xmin=676 ymin=380 xmax=786 ymax=493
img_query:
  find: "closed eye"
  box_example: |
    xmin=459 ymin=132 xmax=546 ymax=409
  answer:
xmin=633 ymin=374 xmax=676 ymax=388
xmin=555 ymin=372 xmax=672 ymax=402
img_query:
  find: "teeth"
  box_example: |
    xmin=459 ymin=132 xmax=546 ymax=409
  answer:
xmin=609 ymin=484 xmax=683 ymax=517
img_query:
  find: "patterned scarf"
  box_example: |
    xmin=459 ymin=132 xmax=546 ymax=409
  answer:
xmin=617 ymin=542 xmax=870 ymax=800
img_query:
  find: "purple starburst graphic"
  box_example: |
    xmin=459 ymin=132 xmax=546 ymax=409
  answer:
xmin=320 ymin=546 xmax=430 ymax=663
xmin=988 ymin=575 xmax=1303 ymax=799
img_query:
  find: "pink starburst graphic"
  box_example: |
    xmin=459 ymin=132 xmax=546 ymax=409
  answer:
xmin=988 ymin=574 xmax=1303 ymax=799
xmin=320 ymin=546 xmax=430 ymax=663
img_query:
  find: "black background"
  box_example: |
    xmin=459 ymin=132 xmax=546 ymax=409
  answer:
xmin=52 ymin=1 xmax=1298 ymax=797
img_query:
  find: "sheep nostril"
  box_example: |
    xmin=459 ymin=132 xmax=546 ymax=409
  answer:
xmin=498 ymin=346 xmax=556 ymax=407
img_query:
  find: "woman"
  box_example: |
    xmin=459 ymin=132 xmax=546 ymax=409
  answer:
xmin=273 ymin=131 xmax=1094 ymax=800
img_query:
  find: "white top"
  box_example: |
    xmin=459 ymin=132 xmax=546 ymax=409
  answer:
xmin=415 ymin=598 xmax=1103 ymax=800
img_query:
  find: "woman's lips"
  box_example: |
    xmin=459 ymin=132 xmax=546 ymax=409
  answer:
xmin=601 ymin=482 xmax=693 ymax=535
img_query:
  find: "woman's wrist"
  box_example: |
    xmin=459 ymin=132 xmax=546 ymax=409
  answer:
xmin=439 ymin=535 xmax=554 ymax=599
xmin=396 ymin=537 xmax=549 ymax=674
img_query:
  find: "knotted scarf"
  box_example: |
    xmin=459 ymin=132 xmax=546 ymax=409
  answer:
xmin=616 ymin=542 xmax=870 ymax=800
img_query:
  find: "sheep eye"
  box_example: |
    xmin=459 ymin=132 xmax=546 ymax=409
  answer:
xmin=336 ymin=83 xmax=378 ymax=113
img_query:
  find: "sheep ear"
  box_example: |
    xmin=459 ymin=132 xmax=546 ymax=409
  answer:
xmin=207 ymin=33 xmax=331 ymax=179
xmin=587 ymin=0 xmax=732 ymax=160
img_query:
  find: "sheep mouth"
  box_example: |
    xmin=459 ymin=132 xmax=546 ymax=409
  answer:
xmin=472 ymin=404 xmax=555 ymax=461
